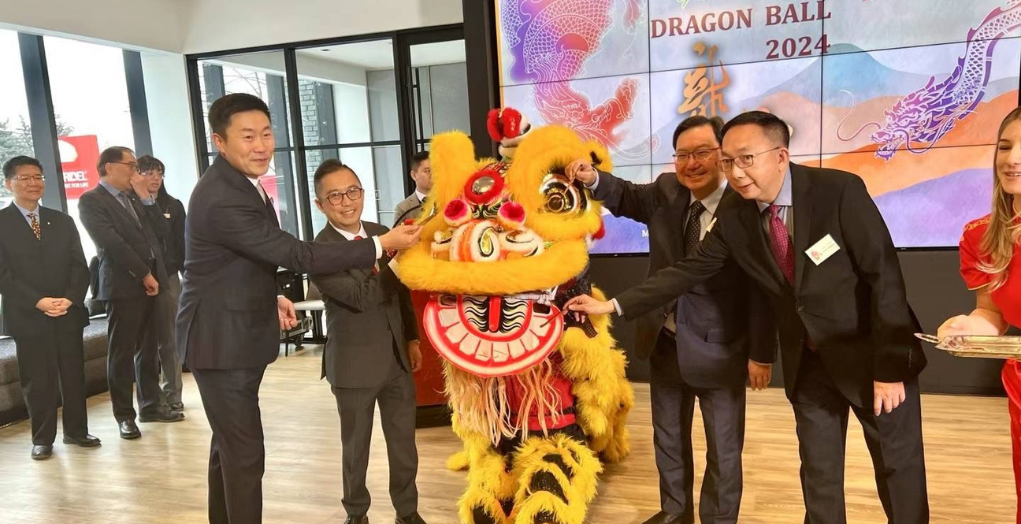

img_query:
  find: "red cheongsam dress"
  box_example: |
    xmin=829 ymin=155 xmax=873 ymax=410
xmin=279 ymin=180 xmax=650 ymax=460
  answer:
xmin=960 ymin=215 xmax=1021 ymax=523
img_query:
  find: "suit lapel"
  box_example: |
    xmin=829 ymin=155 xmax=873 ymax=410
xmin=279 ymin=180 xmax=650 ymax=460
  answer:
xmin=740 ymin=199 xmax=788 ymax=286
xmin=2 ymin=204 xmax=41 ymax=246
xmin=662 ymin=176 xmax=689 ymax=264
xmin=791 ymin=164 xmax=813 ymax=290
xmin=98 ymin=186 xmax=142 ymax=230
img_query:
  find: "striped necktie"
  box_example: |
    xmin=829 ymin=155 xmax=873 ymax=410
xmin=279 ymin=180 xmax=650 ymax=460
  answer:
xmin=27 ymin=212 xmax=40 ymax=240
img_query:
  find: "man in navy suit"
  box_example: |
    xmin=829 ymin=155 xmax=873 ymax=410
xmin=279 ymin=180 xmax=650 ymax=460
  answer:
xmin=0 ymin=156 xmax=100 ymax=460
xmin=570 ymin=116 xmax=775 ymax=524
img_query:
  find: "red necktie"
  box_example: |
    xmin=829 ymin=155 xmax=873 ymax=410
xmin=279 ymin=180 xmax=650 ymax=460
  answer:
xmin=354 ymin=235 xmax=378 ymax=274
xmin=767 ymin=205 xmax=795 ymax=285
xmin=767 ymin=206 xmax=816 ymax=351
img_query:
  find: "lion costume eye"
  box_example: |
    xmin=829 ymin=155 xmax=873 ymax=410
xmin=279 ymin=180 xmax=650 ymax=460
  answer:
xmin=540 ymin=173 xmax=586 ymax=214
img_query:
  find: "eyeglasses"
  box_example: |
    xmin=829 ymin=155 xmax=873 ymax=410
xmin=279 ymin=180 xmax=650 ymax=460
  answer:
xmin=672 ymin=148 xmax=719 ymax=164
xmin=110 ymin=161 xmax=139 ymax=172
xmin=717 ymin=147 xmax=781 ymax=173
xmin=140 ymin=170 xmax=164 ymax=178
xmin=12 ymin=175 xmax=45 ymax=183
xmin=324 ymin=187 xmax=365 ymax=205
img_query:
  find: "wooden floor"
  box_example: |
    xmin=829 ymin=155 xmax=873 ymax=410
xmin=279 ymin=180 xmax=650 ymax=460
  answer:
xmin=0 ymin=345 xmax=1014 ymax=523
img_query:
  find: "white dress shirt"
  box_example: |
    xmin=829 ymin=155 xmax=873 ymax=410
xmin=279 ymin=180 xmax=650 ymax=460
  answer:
xmin=332 ymin=222 xmax=381 ymax=272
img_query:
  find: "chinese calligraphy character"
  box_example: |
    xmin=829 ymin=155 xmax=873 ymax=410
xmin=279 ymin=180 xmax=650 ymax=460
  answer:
xmin=678 ymin=42 xmax=729 ymax=118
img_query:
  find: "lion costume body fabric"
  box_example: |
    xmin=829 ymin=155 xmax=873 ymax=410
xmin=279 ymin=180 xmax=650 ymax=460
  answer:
xmin=396 ymin=122 xmax=634 ymax=523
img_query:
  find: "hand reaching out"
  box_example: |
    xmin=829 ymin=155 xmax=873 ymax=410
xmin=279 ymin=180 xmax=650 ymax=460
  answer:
xmin=277 ymin=296 xmax=299 ymax=330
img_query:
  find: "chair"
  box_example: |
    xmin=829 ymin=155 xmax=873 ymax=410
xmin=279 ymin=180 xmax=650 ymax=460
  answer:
xmin=292 ymin=282 xmax=326 ymax=348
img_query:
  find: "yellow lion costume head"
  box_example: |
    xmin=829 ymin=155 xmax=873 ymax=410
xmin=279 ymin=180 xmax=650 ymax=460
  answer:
xmin=397 ymin=116 xmax=634 ymax=524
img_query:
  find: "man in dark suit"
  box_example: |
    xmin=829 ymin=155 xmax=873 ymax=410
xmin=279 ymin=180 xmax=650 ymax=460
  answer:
xmin=310 ymin=160 xmax=425 ymax=524
xmin=569 ymin=116 xmax=775 ymax=524
xmin=393 ymin=151 xmax=431 ymax=225
xmin=177 ymin=93 xmax=421 ymax=524
xmin=79 ymin=146 xmax=184 ymax=440
xmin=0 ymin=156 xmax=100 ymax=460
xmin=568 ymin=111 xmax=929 ymax=524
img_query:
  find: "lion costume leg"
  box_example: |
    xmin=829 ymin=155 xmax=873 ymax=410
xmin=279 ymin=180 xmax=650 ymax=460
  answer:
xmin=459 ymin=447 xmax=516 ymax=524
xmin=509 ymin=433 xmax=602 ymax=524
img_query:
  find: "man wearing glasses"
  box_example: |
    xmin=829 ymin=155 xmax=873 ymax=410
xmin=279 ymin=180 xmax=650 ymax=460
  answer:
xmin=79 ymin=147 xmax=184 ymax=442
xmin=567 ymin=111 xmax=929 ymax=523
xmin=567 ymin=116 xmax=775 ymax=524
xmin=0 ymin=156 xmax=99 ymax=460
xmin=138 ymin=155 xmax=187 ymax=414
xmin=309 ymin=159 xmax=425 ymax=524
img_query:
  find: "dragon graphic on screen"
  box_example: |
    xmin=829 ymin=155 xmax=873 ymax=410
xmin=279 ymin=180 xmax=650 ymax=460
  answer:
xmin=396 ymin=111 xmax=633 ymax=524
xmin=840 ymin=0 xmax=1021 ymax=160
xmin=501 ymin=0 xmax=649 ymax=161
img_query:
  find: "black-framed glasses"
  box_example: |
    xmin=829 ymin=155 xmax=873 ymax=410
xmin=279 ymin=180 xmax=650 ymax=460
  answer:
xmin=718 ymin=147 xmax=781 ymax=173
xmin=672 ymin=147 xmax=719 ymax=164
xmin=324 ymin=187 xmax=365 ymax=205
xmin=140 ymin=170 xmax=164 ymax=179
xmin=110 ymin=161 xmax=139 ymax=172
xmin=12 ymin=175 xmax=45 ymax=183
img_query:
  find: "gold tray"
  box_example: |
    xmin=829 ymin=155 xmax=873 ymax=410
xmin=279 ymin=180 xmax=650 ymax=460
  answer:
xmin=915 ymin=333 xmax=1021 ymax=359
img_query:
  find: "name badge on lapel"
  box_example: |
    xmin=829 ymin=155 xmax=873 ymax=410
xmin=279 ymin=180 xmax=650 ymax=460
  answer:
xmin=806 ymin=234 xmax=840 ymax=266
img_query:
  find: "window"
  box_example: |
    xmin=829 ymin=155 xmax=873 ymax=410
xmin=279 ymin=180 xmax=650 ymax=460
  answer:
xmin=198 ymin=51 xmax=301 ymax=238
xmin=0 ymin=30 xmax=35 ymax=209
xmin=296 ymin=40 xmax=402 ymax=230
xmin=45 ymin=35 xmax=135 ymax=264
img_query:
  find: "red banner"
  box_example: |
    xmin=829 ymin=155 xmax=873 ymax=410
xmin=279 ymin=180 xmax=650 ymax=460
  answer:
xmin=59 ymin=135 xmax=101 ymax=200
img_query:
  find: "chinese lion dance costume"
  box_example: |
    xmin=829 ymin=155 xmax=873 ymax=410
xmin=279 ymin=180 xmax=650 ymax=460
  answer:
xmin=396 ymin=108 xmax=634 ymax=523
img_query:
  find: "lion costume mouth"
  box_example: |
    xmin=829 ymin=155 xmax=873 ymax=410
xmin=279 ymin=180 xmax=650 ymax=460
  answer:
xmin=423 ymin=291 xmax=563 ymax=377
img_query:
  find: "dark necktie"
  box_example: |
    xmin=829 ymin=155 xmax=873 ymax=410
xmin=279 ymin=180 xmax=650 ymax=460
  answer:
xmin=118 ymin=192 xmax=140 ymax=225
xmin=682 ymin=200 xmax=705 ymax=257
xmin=354 ymin=235 xmax=378 ymax=274
xmin=27 ymin=212 xmax=40 ymax=240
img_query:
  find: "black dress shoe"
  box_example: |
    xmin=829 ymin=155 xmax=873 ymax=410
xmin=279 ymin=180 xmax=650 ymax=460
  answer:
xmin=396 ymin=512 xmax=426 ymax=524
xmin=343 ymin=516 xmax=368 ymax=524
xmin=642 ymin=512 xmax=687 ymax=524
xmin=169 ymin=402 xmax=185 ymax=413
xmin=31 ymin=445 xmax=53 ymax=460
xmin=63 ymin=434 xmax=102 ymax=448
xmin=119 ymin=420 xmax=141 ymax=439
xmin=139 ymin=408 xmax=185 ymax=423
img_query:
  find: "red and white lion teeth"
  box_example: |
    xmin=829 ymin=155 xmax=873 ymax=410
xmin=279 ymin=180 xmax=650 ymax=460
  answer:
xmin=423 ymin=294 xmax=564 ymax=378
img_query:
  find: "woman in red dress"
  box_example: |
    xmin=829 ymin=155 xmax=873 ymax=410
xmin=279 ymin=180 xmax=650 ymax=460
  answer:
xmin=939 ymin=106 xmax=1021 ymax=523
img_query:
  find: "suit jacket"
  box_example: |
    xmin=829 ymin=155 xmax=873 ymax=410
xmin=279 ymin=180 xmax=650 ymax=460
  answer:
xmin=615 ymin=163 xmax=926 ymax=407
xmin=176 ymin=155 xmax=377 ymax=370
xmin=310 ymin=221 xmax=417 ymax=389
xmin=593 ymin=171 xmax=775 ymax=388
xmin=155 ymin=191 xmax=186 ymax=275
xmin=393 ymin=193 xmax=423 ymax=226
xmin=78 ymin=183 xmax=169 ymax=301
xmin=0 ymin=204 xmax=90 ymax=339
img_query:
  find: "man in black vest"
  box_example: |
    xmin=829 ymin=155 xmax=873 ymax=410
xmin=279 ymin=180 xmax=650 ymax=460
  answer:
xmin=0 ymin=156 xmax=99 ymax=460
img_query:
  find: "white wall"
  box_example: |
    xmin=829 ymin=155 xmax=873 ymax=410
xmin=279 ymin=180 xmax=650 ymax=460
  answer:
xmin=140 ymin=52 xmax=200 ymax=206
xmin=180 ymin=0 xmax=463 ymax=54
xmin=211 ymin=53 xmax=368 ymax=86
xmin=0 ymin=0 xmax=185 ymax=52
xmin=1 ymin=0 xmax=463 ymax=54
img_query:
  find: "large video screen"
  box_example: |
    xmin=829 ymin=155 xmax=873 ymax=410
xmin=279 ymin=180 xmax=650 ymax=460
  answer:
xmin=495 ymin=0 xmax=1021 ymax=252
